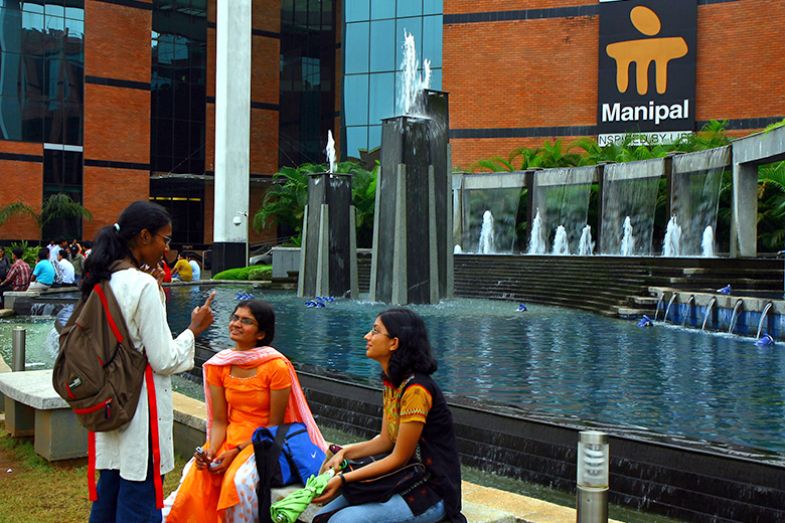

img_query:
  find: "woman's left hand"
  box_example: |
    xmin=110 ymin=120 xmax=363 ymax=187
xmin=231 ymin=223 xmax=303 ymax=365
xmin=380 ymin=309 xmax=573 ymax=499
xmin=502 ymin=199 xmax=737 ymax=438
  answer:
xmin=312 ymin=476 xmax=342 ymax=504
xmin=208 ymin=446 xmax=240 ymax=474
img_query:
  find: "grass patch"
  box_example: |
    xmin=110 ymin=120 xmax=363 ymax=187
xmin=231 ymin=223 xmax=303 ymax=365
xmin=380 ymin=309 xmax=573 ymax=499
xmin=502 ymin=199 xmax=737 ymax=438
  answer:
xmin=212 ymin=264 xmax=272 ymax=281
xmin=0 ymin=422 xmax=185 ymax=522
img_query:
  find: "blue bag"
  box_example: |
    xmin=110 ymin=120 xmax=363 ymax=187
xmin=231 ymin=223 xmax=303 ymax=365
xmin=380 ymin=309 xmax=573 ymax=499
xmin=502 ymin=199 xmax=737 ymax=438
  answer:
xmin=252 ymin=422 xmax=325 ymax=523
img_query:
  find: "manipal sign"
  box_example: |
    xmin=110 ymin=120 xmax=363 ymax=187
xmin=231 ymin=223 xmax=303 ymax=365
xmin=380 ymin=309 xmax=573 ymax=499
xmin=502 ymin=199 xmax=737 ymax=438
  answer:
xmin=597 ymin=0 xmax=697 ymax=146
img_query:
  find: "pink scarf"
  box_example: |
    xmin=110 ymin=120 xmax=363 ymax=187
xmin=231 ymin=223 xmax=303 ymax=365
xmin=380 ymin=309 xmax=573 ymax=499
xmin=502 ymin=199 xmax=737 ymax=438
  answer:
xmin=202 ymin=346 xmax=326 ymax=450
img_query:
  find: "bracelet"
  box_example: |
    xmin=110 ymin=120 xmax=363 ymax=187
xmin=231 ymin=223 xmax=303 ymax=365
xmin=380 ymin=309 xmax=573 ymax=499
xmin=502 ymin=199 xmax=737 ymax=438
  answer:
xmin=338 ymin=472 xmax=346 ymax=485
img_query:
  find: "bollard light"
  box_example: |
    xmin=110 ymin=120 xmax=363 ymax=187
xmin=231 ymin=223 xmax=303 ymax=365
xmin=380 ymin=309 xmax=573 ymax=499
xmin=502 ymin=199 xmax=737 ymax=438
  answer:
xmin=577 ymin=430 xmax=609 ymax=523
xmin=12 ymin=326 xmax=26 ymax=372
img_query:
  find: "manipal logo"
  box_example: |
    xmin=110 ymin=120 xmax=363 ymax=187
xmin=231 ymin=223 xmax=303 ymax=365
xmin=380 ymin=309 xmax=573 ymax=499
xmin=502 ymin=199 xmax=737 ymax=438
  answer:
xmin=606 ymin=5 xmax=688 ymax=96
xmin=601 ymin=5 xmax=690 ymax=127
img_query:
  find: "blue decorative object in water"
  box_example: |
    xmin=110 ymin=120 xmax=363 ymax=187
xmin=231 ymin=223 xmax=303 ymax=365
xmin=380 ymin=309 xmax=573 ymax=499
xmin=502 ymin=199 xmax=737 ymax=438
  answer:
xmin=717 ymin=284 xmax=732 ymax=295
xmin=305 ymin=300 xmax=325 ymax=308
xmin=637 ymin=315 xmax=654 ymax=328
xmin=235 ymin=291 xmax=255 ymax=301
xmin=755 ymin=334 xmax=775 ymax=347
xmin=516 ymin=303 xmax=527 ymax=312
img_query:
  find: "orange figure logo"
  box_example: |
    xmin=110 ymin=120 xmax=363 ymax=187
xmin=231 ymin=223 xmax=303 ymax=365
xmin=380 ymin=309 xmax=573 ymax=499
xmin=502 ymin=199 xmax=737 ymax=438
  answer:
xmin=605 ymin=6 xmax=688 ymax=95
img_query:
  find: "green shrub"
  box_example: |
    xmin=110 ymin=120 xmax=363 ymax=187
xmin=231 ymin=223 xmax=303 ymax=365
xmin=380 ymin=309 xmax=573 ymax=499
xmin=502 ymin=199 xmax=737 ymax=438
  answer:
xmin=212 ymin=264 xmax=272 ymax=281
xmin=8 ymin=240 xmax=39 ymax=268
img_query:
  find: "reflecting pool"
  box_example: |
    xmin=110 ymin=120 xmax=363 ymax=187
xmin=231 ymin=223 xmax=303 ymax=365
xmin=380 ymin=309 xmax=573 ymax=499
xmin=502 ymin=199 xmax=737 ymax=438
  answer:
xmin=162 ymin=285 xmax=785 ymax=458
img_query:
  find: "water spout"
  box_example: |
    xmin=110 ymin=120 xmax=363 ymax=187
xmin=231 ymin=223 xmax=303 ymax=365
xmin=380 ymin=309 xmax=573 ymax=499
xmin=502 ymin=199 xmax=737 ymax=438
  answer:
xmin=681 ymin=295 xmax=695 ymax=327
xmin=577 ymin=225 xmax=594 ymax=256
xmin=620 ymin=216 xmax=635 ymax=256
xmin=662 ymin=215 xmax=682 ymax=257
xmin=701 ymin=297 xmax=717 ymax=331
xmin=478 ymin=210 xmax=496 ymax=254
xmin=326 ymin=130 xmax=337 ymax=174
xmin=756 ymin=302 xmax=774 ymax=339
xmin=663 ymin=293 xmax=678 ymax=323
xmin=527 ymin=210 xmax=546 ymax=255
xmin=653 ymin=295 xmax=664 ymax=321
xmin=728 ymin=299 xmax=744 ymax=335
xmin=701 ymin=226 xmax=715 ymax=257
xmin=551 ymin=225 xmax=570 ymax=255
xmin=398 ymin=30 xmax=430 ymax=116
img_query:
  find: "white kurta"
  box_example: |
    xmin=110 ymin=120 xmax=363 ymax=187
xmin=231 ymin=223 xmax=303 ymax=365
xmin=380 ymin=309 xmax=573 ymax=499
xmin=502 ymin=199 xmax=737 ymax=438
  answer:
xmin=94 ymin=268 xmax=195 ymax=481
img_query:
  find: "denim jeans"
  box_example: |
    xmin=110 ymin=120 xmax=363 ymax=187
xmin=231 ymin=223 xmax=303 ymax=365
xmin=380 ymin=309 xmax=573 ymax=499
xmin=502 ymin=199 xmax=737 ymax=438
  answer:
xmin=315 ymin=494 xmax=445 ymax=523
xmin=89 ymin=453 xmax=162 ymax=523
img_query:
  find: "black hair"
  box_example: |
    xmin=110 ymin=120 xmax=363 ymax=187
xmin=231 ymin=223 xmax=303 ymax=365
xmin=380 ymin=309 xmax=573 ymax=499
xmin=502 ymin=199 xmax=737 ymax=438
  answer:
xmin=58 ymin=249 xmax=67 ymax=258
xmin=234 ymin=299 xmax=275 ymax=346
xmin=37 ymin=248 xmax=49 ymax=261
xmin=12 ymin=248 xmax=23 ymax=259
xmin=81 ymin=201 xmax=170 ymax=298
xmin=377 ymin=308 xmax=437 ymax=387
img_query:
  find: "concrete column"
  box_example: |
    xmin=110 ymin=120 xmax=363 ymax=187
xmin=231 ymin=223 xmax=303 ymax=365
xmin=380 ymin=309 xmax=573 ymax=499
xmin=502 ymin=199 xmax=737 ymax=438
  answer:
xmin=213 ymin=0 xmax=251 ymax=273
xmin=731 ymin=163 xmax=758 ymax=257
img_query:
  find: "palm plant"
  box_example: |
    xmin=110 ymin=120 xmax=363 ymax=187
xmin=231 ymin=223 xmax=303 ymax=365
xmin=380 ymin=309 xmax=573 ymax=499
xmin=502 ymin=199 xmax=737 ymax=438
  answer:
xmin=39 ymin=193 xmax=92 ymax=226
xmin=253 ymin=164 xmax=316 ymax=242
xmin=0 ymin=202 xmax=37 ymax=226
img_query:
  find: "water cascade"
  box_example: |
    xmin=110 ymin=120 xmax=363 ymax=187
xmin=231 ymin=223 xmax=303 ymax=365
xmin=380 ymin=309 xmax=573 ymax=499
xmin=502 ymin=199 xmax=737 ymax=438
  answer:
xmin=398 ymin=30 xmax=431 ymax=116
xmin=551 ymin=225 xmax=570 ymax=255
xmin=669 ymin=147 xmax=730 ymax=256
xmin=462 ymin=186 xmax=522 ymax=253
xmin=478 ymin=210 xmax=496 ymax=254
xmin=620 ymin=216 xmax=635 ymax=256
xmin=527 ymin=210 xmax=546 ymax=255
xmin=662 ymin=215 xmax=682 ymax=256
xmin=577 ymin=225 xmax=594 ymax=256
xmin=600 ymin=159 xmax=664 ymax=255
xmin=701 ymin=226 xmax=715 ymax=257
xmin=326 ymin=129 xmax=337 ymax=174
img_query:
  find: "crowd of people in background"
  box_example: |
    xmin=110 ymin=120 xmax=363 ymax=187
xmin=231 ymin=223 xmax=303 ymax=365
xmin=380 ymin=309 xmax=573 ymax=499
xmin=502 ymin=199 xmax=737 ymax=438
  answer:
xmin=0 ymin=237 xmax=203 ymax=308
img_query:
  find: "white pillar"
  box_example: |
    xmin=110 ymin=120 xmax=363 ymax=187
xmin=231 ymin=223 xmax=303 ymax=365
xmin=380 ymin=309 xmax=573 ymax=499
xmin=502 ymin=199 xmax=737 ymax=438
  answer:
xmin=213 ymin=0 xmax=251 ymax=272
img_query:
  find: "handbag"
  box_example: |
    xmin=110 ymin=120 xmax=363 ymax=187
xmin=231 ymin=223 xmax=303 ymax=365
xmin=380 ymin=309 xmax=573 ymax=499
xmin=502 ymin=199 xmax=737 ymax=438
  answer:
xmin=340 ymin=454 xmax=430 ymax=505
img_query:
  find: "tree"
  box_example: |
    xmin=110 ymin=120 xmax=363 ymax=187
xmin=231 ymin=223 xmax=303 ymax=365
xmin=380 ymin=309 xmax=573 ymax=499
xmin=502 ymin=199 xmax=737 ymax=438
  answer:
xmin=0 ymin=193 xmax=91 ymax=238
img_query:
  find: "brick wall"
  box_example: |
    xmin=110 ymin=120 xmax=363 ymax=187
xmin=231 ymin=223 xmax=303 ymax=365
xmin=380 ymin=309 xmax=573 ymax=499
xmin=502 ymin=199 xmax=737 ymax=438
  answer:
xmin=444 ymin=0 xmax=785 ymax=168
xmin=0 ymin=141 xmax=43 ymax=240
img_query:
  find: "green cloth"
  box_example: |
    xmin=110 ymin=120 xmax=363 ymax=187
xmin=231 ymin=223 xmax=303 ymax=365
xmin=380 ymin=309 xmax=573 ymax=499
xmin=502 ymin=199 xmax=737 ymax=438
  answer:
xmin=270 ymin=470 xmax=334 ymax=523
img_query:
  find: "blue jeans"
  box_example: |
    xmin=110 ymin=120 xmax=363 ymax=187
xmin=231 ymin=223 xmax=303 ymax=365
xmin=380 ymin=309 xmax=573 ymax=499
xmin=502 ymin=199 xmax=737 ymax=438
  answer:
xmin=315 ymin=494 xmax=445 ymax=523
xmin=89 ymin=453 xmax=162 ymax=523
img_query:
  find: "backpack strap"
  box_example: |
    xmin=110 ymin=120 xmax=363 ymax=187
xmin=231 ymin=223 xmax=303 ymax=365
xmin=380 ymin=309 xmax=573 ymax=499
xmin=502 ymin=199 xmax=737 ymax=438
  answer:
xmin=87 ymin=431 xmax=97 ymax=501
xmin=255 ymin=424 xmax=292 ymax=523
xmin=145 ymin=364 xmax=164 ymax=508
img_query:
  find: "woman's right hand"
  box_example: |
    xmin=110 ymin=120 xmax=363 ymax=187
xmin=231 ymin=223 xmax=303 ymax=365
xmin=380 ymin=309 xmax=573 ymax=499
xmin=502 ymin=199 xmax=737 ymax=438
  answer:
xmin=188 ymin=291 xmax=215 ymax=337
xmin=320 ymin=449 xmax=346 ymax=474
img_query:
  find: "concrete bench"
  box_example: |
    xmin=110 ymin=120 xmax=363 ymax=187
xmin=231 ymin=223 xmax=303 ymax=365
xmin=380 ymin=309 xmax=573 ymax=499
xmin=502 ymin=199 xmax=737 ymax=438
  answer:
xmin=0 ymin=369 xmax=87 ymax=460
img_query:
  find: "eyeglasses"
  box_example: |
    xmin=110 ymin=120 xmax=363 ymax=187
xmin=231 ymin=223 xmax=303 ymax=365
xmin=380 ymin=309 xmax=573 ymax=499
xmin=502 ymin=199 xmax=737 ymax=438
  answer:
xmin=370 ymin=326 xmax=393 ymax=338
xmin=230 ymin=313 xmax=257 ymax=326
xmin=157 ymin=233 xmax=172 ymax=246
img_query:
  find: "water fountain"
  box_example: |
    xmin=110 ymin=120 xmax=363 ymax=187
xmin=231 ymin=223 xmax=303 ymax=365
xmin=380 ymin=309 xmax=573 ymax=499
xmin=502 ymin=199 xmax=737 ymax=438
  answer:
xmin=477 ymin=210 xmax=495 ymax=254
xmin=662 ymin=215 xmax=682 ymax=257
xmin=578 ymin=225 xmax=594 ymax=256
xmin=551 ymin=225 xmax=570 ymax=255
xmin=701 ymin=226 xmax=715 ymax=257
xmin=670 ymin=147 xmax=730 ymax=256
xmin=369 ymin=31 xmax=452 ymax=304
xmin=619 ymin=216 xmax=635 ymax=256
xmin=527 ymin=209 xmax=546 ymax=255
xmin=297 ymin=131 xmax=358 ymax=298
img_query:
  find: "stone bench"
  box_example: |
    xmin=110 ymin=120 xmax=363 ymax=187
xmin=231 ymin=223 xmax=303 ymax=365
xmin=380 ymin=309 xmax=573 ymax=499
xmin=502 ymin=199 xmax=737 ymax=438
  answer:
xmin=0 ymin=369 xmax=87 ymax=460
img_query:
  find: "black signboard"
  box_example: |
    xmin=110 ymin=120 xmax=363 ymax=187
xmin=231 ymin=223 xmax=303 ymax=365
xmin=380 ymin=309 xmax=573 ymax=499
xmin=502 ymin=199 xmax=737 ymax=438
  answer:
xmin=597 ymin=0 xmax=697 ymax=144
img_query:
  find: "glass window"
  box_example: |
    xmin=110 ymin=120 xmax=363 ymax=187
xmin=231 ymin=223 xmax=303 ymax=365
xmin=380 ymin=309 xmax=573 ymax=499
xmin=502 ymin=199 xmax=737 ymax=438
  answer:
xmin=21 ymin=10 xmax=44 ymax=31
xmin=0 ymin=52 xmax=23 ymax=97
xmin=369 ymin=72 xmax=394 ymax=123
xmin=396 ymin=17 xmax=422 ymax=70
xmin=344 ymin=22 xmax=369 ymax=74
xmin=397 ymin=0 xmax=421 ymax=17
xmin=369 ymin=19 xmax=394 ymax=72
xmin=22 ymin=1 xmax=44 ymax=15
xmin=368 ymin=124 xmax=381 ymax=151
xmin=429 ymin=67 xmax=442 ymax=90
xmin=0 ymin=9 xmax=23 ymax=54
xmin=423 ymin=0 xmax=442 ymax=15
xmin=65 ymin=6 xmax=83 ymax=20
xmin=343 ymin=74 xmax=368 ymax=126
xmin=422 ymin=15 xmax=441 ymax=68
xmin=345 ymin=126 xmax=368 ymax=158
xmin=370 ymin=0 xmax=394 ymax=20
xmin=45 ymin=13 xmax=65 ymax=34
xmin=0 ymin=96 xmax=23 ymax=140
xmin=344 ymin=0 xmax=369 ymax=22
xmin=63 ymin=17 xmax=83 ymax=40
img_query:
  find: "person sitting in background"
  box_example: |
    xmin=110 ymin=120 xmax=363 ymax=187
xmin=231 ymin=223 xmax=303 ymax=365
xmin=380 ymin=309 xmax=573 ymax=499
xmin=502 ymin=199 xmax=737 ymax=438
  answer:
xmin=56 ymin=249 xmax=75 ymax=286
xmin=172 ymin=253 xmax=193 ymax=282
xmin=0 ymin=248 xmax=32 ymax=307
xmin=29 ymin=248 xmax=56 ymax=291
xmin=187 ymin=254 xmax=201 ymax=281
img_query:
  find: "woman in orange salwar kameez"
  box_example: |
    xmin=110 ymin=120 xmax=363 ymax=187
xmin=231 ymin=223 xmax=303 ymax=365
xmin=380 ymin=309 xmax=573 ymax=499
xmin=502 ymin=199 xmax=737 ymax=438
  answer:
xmin=164 ymin=300 xmax=326 ymax=523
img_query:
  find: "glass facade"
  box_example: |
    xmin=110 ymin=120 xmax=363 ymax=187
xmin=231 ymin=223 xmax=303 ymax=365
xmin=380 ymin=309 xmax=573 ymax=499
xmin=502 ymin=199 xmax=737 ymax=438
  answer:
xmin=0 ymin=0 xmax=84 ymax=144
xmin=279 ymin=0 xmax=336 ymax=167
xmin=42 ymin=147 xmax=83 ymax=240
xmin=342 ymin=0 xmax=442 ymax=159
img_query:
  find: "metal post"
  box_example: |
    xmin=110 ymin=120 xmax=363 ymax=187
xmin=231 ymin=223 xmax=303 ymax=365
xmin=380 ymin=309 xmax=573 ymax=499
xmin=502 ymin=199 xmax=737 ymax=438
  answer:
xmin=577 ymin=430 xmax=609 ymax=523
xmin=12 ymin=326 xmax=26 ymax=372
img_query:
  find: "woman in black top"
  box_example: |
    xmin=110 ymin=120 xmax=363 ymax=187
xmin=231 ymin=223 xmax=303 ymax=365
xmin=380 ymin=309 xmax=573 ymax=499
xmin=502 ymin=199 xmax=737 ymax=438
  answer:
xmin=313 ymin=308 xmax=466 ymax=523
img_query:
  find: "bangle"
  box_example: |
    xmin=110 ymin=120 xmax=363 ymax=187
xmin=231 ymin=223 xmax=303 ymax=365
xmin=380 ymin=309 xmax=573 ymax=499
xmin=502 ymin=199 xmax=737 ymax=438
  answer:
xmin=338 ymin=472 xmax=346 ymax=485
